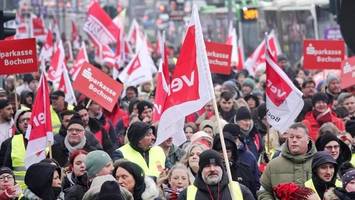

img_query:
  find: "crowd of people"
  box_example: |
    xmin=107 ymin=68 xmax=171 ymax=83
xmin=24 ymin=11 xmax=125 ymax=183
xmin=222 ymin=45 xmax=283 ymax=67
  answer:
xmin=0 ymin=30 xmax=354 ymax=200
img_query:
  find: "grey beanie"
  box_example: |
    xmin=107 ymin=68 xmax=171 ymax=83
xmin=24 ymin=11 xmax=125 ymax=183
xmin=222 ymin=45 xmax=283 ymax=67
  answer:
xmin=85 ymin=150 xmax=112 ymax=178
xmin=326 ymin=73 xmax=340 ymax=86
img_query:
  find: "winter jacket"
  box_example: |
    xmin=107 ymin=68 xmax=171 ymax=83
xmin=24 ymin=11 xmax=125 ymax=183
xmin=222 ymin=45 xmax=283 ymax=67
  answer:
xmin=52 ymin=132 xmax=102 ymax=167
xmin=333 ymin=187 xmax=355 ymax=200
xmin=257 ymin=140 xmax=317 ymax=200
xmin=82 ymin=175 xmax=133 ymax=200
xmin=302 ymin=111 xmax=345 ymax=141
xmin=178 ymin=171 xmax=255 ymax=200
xmin=165 ymin=145 xmax=186 ymax=169
xmin=137 ymin=177 xmax=161 ymax=200
xmin=62 ymin=173 xmax=89 ymax=200
xmin=88 ymin=117 xmax=115 ymax=156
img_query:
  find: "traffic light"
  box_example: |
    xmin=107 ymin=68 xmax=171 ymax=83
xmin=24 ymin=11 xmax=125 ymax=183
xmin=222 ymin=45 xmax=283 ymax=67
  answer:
xmin=0 ymin=10 xmax=16 ymax=40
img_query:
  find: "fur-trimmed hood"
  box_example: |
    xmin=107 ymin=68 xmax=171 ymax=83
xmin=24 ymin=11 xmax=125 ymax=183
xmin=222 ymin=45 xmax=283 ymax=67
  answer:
xmin=141 ymin=177 xmax=160 ymax=200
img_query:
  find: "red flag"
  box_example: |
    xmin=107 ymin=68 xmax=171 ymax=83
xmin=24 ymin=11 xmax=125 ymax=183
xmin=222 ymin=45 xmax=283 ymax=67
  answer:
xmin=226 ymin=24 xmax=244 ymax=71
xmin=70 ymin=42 xmax=89 ymax=80
xmin=25 ymin=73 xmax=53 ymax=168
xmin=83 ymin=2 xmax=120 ymax=46
xmin=47 ymin=41 xmax=65 ymax=84
xmin=31 ymin=16 xmax=46 ymax=40
xmin=58 ymin=63 xmax=77 ymax=105
xmin=155 ymin=6 xmax=214 ymax=146
xmin=127 ymin=19 xmax=140 ymax=46
xmin=153 ymin=33 xmax=170 ymax=122
xmin=265 ymin=35 xmax=304 ymax=133
xmin=245 ymin=30 xmax=281 ymax=76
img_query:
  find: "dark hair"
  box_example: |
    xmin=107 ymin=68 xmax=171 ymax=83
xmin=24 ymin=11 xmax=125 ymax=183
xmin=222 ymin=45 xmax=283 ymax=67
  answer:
xmin=60 ymin=110 xmax=76 ymax=119
xmin=302 ymin=78 xmax=316 ymax=89
xmin=51 ymin=90 xmax=65 ymax=99
xmin=128 ymin=99 xmax=140 ymax=114
xmin=126 ymin=86 xmax=138 ymax=96
xmin=74 ymin=104 xmax=87 ymax=112
xmin=220 ymin=91 xmax=234 ymax=101
xmin=289 ymin=122 xmax=309 ymax=135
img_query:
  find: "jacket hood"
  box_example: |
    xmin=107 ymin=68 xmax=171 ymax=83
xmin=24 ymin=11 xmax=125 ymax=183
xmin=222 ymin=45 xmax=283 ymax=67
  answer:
xmin=212 ymin=132 xmax=239 ymax=162
xmin=140 ymin=177 xmax=160 ymax=200
xmin=315 ymin=132 xmax=352 ymax=164
xmin=282 ymin=140 xmax=317 ymax=164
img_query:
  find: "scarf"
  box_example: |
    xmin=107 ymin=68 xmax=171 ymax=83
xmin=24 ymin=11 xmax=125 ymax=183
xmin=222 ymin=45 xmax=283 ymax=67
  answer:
xmin=64 ymin=135 xmax=86 ymax=153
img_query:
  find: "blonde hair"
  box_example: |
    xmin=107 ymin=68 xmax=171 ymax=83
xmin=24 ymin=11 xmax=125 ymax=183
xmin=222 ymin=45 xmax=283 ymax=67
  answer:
xmin=167 ymin=163 xmax=191 ymax=185
xmin=181 ymin=143 xmax=207 ymax=167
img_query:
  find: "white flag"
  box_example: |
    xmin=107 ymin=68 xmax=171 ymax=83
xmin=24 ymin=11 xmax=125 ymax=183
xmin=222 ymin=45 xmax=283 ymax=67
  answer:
xmin=265 ymin=35 xmax=304 ymax=133
xmin=155 ymin=5 xmax=214 ymax=146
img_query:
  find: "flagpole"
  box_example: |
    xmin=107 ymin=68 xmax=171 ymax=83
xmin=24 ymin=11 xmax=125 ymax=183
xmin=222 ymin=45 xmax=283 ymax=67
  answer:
xmin=86 ymin=99 xmax=92 ymax=109
xmin=13 ymin=76 xmax=18 ymax=112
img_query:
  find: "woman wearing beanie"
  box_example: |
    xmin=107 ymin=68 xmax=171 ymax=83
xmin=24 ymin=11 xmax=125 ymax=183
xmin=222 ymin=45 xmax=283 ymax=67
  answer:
xmin=315 ymin=131 xmax=351 ymax=166
xmin=82 ymin=150 xmax=133 ymax=200
xmin=304 ymin=151 xmax=342 ymax=199
xmin=113 ymin=160 xmax=161 ymax=200
xmin=21 ymin=162 xmax=63 ymax=200
xmin=302 ymin=92 xmax=345 ymax=141
xmin=62 ymin=150 xmax=89 ymax=200
xmin=0 ymin=167 xmax=21 ymax=200
xmin=273 ymin=182 xmax=320 ymax=200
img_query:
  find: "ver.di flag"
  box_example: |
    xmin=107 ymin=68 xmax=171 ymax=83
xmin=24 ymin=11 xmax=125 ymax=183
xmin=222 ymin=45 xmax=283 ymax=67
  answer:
xmin=265 ymin=35 xmax=304 ymax=133
xmin=155 ymin=5 xmax=214 ymax=146
xmin=25 ymin=73 xmax=53 ymax=168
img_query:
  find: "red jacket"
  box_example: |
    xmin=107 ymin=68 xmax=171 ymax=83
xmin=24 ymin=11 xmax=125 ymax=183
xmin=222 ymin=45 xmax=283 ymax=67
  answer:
xmin=302 ymin=111 xmax=345 ymax=141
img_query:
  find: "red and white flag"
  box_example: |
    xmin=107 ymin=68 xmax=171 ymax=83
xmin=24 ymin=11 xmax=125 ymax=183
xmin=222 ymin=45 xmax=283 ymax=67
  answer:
xmin=58 ymin=63 xmax=77 ymax=105
xmin=31 ymin=16 xmax=46 ymax=40
xmin=127 ymin=19 xmax=141 ymax=46
xmin=98 ymin=43 xmax=119 ymax=68
xmin=265 ymin=35 xmax=304 ymax=133
xmin=226 ymin=24 xmax=244 ymax=71
xmin=245 ymin=30 xmax=281 ymax=76
xmin=155 ymin=6 xmax=214 ymax=146
xmin=71 ymin=20 xmax=79 ymax=41
xmin=25 ymin=73 xmax=53 ymax=168
xmin=84 ymin=2 xmax=120 ymax=46
xmin=39 ymin=30 xmax=54 ymax=62
xmin=118 ymin=51 xmax=153 ymax=86
xmin=47 ymin=40 xmax=65 ymax=85
xmin=70 ymin=42 xmax=89 ymax=80
xmin=153 ymin=33 xmax=170 ymax=122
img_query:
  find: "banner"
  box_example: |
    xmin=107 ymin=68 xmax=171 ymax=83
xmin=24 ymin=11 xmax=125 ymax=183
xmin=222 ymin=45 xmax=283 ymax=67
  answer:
xmin=0 ymin=38 xmax=38 ymax=75
xmin=303 ymin=39 xmax=346 ymax=69
xmin=340 ymin=56 xmax=355 ymax=89
xmin=73 ymin=62 xmax=123 ymax=112
xmin=205 ymin=41 xmax=232 ymax=75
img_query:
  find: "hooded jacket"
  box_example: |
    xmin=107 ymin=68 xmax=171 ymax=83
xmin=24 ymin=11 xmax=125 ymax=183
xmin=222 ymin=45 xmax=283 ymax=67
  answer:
xmin=212 ymin=133 xmax=259 ymax=197
xmin=305 ymin=151 xmax=339 ymax=199
xmin=258 ymin=140 xmax=317 ymax=200
xmin=315 ymin=132 xmax=352 ymax=166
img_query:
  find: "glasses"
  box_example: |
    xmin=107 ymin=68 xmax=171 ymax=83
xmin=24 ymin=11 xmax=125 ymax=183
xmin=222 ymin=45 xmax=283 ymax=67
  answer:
xmin=0 ymin=175 xmax=14 ymax=181
xmin=324 ymin=145 xmax=340 ymax=150
xmin=68 ymin=128 xmax=85 ymax=133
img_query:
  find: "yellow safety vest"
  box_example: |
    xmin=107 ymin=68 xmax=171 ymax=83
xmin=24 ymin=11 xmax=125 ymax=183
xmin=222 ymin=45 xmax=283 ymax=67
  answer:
xmin=305 ymin=178 xmax=342 ymax=198
xmin=186 ymin=181 xmax=243 ymax=200
xmin=11 ymin=134 xmax=27 ymax=190
xmin=119 ymin=144 xmax=166 ymax=177
xmin=351 ymin=153 xmax=355 ymax=166
xmin=50 ymin=106 xmax=61 ymax=134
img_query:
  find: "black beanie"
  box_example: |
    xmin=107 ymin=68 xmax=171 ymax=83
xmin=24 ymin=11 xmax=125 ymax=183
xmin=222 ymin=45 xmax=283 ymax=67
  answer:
xmin=198 ymin=149 xmax=224 ymax=174
xmin=98 ymin=181 xmax=124 ymax=200
xmin=67 ymin=113 xmax=85 ymax=128
xmin=136 ymin=100 xmax=153 ymax=119
xmin=127 ymin=121 xmax=153 ymax=147
xmin=223 ymin=123 xmax=241 ymax=138
xmin=345 ymin=120 xmax=355 ymax=136
xmin=234 ymin=106 xmax=252 ymax=122
xmin=312 ymin=92 xmax=329 ymax=106
xmin=0 ymin=99 xmax=10 ymax=109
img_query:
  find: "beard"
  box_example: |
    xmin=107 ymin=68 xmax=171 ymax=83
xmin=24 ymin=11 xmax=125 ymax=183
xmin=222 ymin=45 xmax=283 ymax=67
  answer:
xmin=202 ymin=172 xmax=222 ymax=185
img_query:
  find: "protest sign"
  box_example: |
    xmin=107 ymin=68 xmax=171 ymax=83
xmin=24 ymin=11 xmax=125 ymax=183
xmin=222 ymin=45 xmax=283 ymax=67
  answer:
xmin=73 ymin=62 xmax=123 ymax=112
xmin=303 ymin=39 xmax=345 ymax=69
xmin=205 ymin=41 xmax=232 ymax=75
xmin=340 ymin=56 xmax=355 ymax=89
xmin=0 ymin=38 xmax=38 ymax=75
